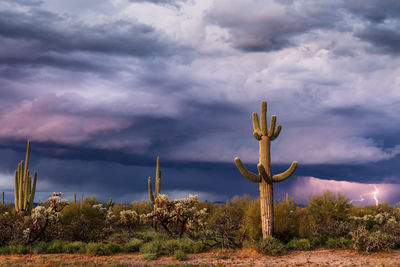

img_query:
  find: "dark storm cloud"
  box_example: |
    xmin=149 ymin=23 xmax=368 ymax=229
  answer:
xmin=206 ymin=0 xmax=341 ymax=52
xmin=206 ymin=0 xmax=400 ymax=55
xmin=129 ymin=0 xmax=189 ymax=8
xmin=0 ymin=3 xmax=187 ymax=74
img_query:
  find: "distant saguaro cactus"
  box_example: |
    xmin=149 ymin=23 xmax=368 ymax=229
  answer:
xmin=234 ymin=101 xmax=298 ymax=238
xmin=148 ymin=157 xmax=161 ymax=205
xmin=1 ymin=192 xmax=4 ymax=205
xmin=14 ymin=140 xmax=38 ymax=215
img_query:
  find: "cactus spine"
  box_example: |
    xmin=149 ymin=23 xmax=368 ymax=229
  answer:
xmin=148 ymin=156 xmax=161 ymax=205
xmin=14 ymin=140 xmax=38 ymax=215
xmin=234 ymin=101 xmax=298 ymax=238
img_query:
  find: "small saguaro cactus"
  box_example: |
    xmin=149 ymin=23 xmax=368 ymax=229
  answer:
xmin=80 ymin=193 xmax=83 ymax=209
xmin=14 ymin=140 xmax=38 ymax=215
xmin=1 ymin=192 xmax=4 ymax=205
xmin=234 ymin=101 xmax=298 ymax=238
xmin=107 ymin=197 xmax=115 ymax=211
xmin=73 ymin=192 xmax=76 ymax=204
xmin=148 ymin=156 xmax=161 ymax=205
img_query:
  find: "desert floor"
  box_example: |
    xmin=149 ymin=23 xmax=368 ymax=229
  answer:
xmin=0 ymin=249 xmax=399 ymax=266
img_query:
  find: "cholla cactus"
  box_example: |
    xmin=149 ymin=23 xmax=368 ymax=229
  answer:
xmin=119 ymin=210 xmax=139 ymax=229
xmin=142 ymin=194 xmax=207 ymax=238
xmin=14 ymin=140 xmax=38 ymax=215
xmin=234 ymin=101 xmax=297 ymax=238
xmin=92 ymin=204 xmax=107 ymax=215
xmin=24 ymin=193 xmax=67 ymax=244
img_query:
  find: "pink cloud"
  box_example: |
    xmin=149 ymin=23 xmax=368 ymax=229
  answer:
xmin=0 ymin=94 xmax=131 ymax=144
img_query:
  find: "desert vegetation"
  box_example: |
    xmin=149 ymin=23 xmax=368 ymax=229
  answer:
xmin=1 ymin=102 xmax=399 ymax=264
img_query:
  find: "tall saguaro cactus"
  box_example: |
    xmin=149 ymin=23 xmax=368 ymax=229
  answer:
xmin=148 ymin=156 xmax=161 ymax=205
xmin=234 ymin=101 xmax=298 ymax=238
xmin=14 ymin=140 xmax=38 ymax=215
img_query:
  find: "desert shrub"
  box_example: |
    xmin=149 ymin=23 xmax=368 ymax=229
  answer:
xmin=207 ymin=201 xmax=245 ymax=249
xmin=34 ymin=241 xmax=49 ymax=254
xmin=316 ymin=220 xmax=354 ymax=238
xmin=274 ymin=195 xmax=300 ymax=242
xmin=63 ymin=241 xmax=86 ymax=253
xmin=87 ymin=242 xmax=111 ymax=256
xmin=131 ymin=200 xmax=153 ymax=215
xmin=350 ymin=226 xmax=395 ymax=252
xmin=300 ymin=191 xmax=351 ymax=238
xmin=325 ymin=237 xmax=352 ymax=249
xmin=142 ymin=252 xmax=158 ymax=260
xmin=133 ymin=231 xmax=169 ymax=242
xmin=140 ymin=240 xmax=163 ymax=259
xmin=105 ymin=242 xmax=123 ymax=254
xmin=119 ymin=210 xmax=139 ymax=230
xmin=62 ymin=199 xmax=108 ymax=242
xmin=8 ymin=244 xmax=30 ymax=254
xmin=46 ymin=240 xmax=64 ymax=253
xmin=308 ymin=236 xmax=324 ymax=249
xmin=174 ymin=249 xmax=187 ymax=261
xmin=257 ymin=237 xmax=287 ymax=256
xmin=0 ymin=212 xmax=27 ymax=246
xmin=286 ymin=238 xmax=311 ymax=251
xmin=161 ymin=239 xmax=180 ymax=255
xmin=192 ymin=240 xmax=206 ymax=253
xmin=125 ymin=238 xmax=143 ymax=252
xmin=141 ymin=194 xmax=207 ymax=239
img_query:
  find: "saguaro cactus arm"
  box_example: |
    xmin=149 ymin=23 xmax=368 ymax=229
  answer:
xmin=257 ymin=163 xmax=273 ymax=183
xmin=272 ymin=161 xmax=298 ymax=182
xmin=270 ymin=125 xmax=282 ymax=141
xmin=234 ymin=157 xmax=261 ymax=183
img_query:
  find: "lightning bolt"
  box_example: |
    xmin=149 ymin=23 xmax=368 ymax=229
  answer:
xmin=350 ymin=185 xmax=379 ymax=206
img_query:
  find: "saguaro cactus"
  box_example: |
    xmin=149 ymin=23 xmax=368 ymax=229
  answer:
xmin=14 ymin=140 xmax=38 ymax=215
xmin=234 ymin=101 xmax=298 ymax=238
xmin=1 ymin=192 xmax=4 ymax=205
xmin=148 ymin=156 xmax=161 ymax=205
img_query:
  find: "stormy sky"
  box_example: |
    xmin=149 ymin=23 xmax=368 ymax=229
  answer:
xmin=0 ymin=0 xmax=399 ymax=205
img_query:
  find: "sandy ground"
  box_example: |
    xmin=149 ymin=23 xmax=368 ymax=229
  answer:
xmin=0 ymin=249 xmax=399 ymax=266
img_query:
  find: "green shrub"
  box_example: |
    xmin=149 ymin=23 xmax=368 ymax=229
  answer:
xmin=105 ymin=242 xmax=122 ymax=254
xmin=161 ymin=239 xmax=180 ymax=255
xmin=139 ymin=240 xmax=162 ymax=258
xmin=125 ymin=238 xmax=143 ymax=252
xmin=142 ymin=252 xmax=158 ymax=260
xmin=47 ymin=240 xmax=64 ymax=253
xmin=257 ymin=237 xmax=287 ymax=256
xmin=174 ymin=249 xmax=187 ymax=261
xmin=309 ymin=236 xmax=324 ymax=249
xmin=8 ymin=244 xmax=30 ymax=254
xmin=34 ymin=241 xmax=49 ymax=254
xmin=325 ymin=237 xmax=352 ymax=249
xmin=86 ymin=242 xmax=110 ymax=256
xmin=0 ymin=246 xmax=11 ymax=254
xmin=192 ymin=240 xmax=206 ymax=253
xmin=286 ymin=238 xmax=311 ymax=251
xmin=177 ymin=238 xmax=195 ymax=253
xmin=134 ymin=231 xmax=169 ymax=242
xmin=63 ymin=241 xmax=87 ymax=253
xmin=350 ymin=226 xmax=395 ymax=252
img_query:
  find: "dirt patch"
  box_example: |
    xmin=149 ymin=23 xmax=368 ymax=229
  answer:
xmin=0 ymin=249 xmax=399 ymax=266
